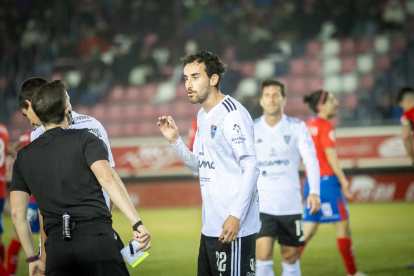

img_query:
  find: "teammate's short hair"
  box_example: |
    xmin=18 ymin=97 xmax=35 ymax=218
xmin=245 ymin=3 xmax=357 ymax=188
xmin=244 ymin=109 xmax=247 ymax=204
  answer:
xmin=180 ymin=51 xmax=228 ymax=88
xmin=18 ymin=77 xmax=49 ymax=109
xmin=396 ymin=86 xmax=414 ymax=103
xmin=260 ymin=79 xmax=285 ymax=98
xmin=32 ymin=80 xmax=68 ymax=126
xmin=303 ymin=90 xmax=328 ymax=113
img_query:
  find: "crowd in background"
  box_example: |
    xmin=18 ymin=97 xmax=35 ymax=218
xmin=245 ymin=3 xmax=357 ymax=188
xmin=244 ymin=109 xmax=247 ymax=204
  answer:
xmin=1 ymin=0 xmax=414 ymax=124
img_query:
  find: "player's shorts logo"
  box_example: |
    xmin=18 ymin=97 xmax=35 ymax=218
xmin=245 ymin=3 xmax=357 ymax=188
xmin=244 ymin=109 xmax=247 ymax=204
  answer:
xmin=233 ymin=124 xmax=241 ymax=133
xmin=211 ymin=125 xmax=217 ymax=139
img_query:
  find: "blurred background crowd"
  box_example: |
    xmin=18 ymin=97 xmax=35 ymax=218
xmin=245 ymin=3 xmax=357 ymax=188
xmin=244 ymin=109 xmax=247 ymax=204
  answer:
xmin=2 ymin=0 xmax=414 ymax=139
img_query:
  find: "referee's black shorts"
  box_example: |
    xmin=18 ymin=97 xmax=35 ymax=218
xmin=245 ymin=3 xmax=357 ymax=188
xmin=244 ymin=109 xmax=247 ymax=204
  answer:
xmin=45 ymin=221 xmax=129 ymax=276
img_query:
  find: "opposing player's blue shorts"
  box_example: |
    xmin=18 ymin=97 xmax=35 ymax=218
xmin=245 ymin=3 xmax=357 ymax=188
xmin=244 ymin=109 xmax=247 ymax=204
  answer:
xmin=0 ymin=199 xmax=4 ymax=234
xmin=28 ymin=202 xmax=40 ymax=233
xmin=303 ymin=175 xmax=349 ymax=223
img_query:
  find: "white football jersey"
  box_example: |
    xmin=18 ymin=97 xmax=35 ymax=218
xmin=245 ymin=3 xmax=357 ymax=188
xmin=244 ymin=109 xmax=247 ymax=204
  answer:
xmin=31 ymin=111 xmax=114 ymax=209
xmin=254 ymin=115 xmax=319 ymax=216
xmin=194 ymin=96 xmax=260 ymax=237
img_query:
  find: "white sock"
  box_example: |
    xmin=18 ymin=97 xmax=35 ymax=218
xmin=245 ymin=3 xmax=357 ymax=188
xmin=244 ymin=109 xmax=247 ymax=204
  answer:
xmin=281 ymin=260 xmax=301 ymax=276
xmin=256 ymin=260 xmax=275 ymax=276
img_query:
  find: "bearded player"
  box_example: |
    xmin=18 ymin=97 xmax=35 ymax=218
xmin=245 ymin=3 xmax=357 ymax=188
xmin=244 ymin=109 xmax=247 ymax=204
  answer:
xmin=158 ymin=51 xmax=260 ymax=276
xmin=301 ymin=90 xmax=367 ymax=276
xmin=254 ymin=79 xmax=320 ymax=276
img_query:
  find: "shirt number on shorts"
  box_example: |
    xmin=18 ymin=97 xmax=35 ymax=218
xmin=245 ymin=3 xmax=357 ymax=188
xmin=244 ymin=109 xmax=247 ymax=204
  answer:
xmin=294 ymin=220 xmax=303 ymax=236
xmin=215 ymin=251 xmax=226 ymax=272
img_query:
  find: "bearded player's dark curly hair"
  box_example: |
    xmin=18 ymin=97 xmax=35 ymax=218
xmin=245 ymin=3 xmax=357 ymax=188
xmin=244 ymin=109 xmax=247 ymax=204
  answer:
xmin=181 ymin=51 xmax=228 ymax=88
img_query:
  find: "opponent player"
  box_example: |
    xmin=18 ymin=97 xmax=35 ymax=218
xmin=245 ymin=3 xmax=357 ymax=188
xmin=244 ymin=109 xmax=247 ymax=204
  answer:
xmin=395 ymin=86 xmax=414 ymax=270
xmin=0 ymin=122 xmax=9 ymax=276
xmin=7 ymin=130 xmax=40 ymax=276
xmin=301 ymin=90 xmax=366 ymax=276
xmin=14 ymin=77 xmax=121 ymax=272
xmin=254 ymin=79 xmax=320 ymax=276
xmin=158 ymin=51 xmax=260 ymax=276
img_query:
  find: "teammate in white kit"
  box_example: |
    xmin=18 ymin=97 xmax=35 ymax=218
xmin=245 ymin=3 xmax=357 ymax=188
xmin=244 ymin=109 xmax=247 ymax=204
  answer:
xmin=254 ymin=79 xmax=321 ymax=276
xmin=17 ymin=77 xmax=124 ymax=264
xmin=158 ymin=51 xmax=260 ymax=276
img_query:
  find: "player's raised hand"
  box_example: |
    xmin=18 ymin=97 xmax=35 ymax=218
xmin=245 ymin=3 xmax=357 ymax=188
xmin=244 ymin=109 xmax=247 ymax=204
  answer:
xmin=307 ymin=193 xmax=321 ymax=215
xmin=219 ymin=215 xmax=240 ymax=244
xmin=133 ymin=225 xmax=151 ymax=252
xmin=157 ymin=116 xmax=179 ymax=143
xmin=29 ymin=259 xmax=45 ymax=276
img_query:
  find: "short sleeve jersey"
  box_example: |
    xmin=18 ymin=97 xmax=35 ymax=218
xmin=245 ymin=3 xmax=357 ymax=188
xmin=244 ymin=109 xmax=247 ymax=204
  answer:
xmin=254 ymin=115 xmax=317 ymax=216
xmin=11 ymin=128 xmax=111 ymax=234
xmin=20 ymin=130 xmax=32 ymax=147
xmin=0 ymin=124 xmax=9 ymax=199
xmin=400 ymin=106 xmax=414 ymax=130
xmin=31 ymin=111 xmax=114 ymax=208
xmin=193 ymin=96 xmax=260 ymax=238
xmin=306 ymin=117 xmax=335 ymax=176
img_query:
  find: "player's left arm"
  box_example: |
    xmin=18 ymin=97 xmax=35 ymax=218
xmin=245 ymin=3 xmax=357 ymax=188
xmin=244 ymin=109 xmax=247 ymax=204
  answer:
xmin=325 ymin=148 xmax=352 ymax=200
xmin=220 ymin=110 xmax=259 ymax=244
xmin=297 ymin=122 xmax=320 ymax=215
xmin=401 ymin=124 xmax=414 ymax=164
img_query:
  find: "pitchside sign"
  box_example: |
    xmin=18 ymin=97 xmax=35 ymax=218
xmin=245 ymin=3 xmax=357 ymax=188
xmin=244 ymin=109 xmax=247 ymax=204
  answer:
xmin=5 ymin=126 xmax=414 ymax=204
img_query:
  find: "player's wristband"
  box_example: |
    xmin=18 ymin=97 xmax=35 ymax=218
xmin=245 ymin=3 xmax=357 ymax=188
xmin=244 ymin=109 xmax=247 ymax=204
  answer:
xmin=132 ymin=221 xmax=143 ymax=231
xmin=26 ymin=253 xmax=40 ymax=263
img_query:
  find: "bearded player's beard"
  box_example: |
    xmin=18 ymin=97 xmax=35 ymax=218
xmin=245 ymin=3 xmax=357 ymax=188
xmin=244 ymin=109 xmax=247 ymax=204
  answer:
xmin=188 ymin=82 xmax=211 ymax=104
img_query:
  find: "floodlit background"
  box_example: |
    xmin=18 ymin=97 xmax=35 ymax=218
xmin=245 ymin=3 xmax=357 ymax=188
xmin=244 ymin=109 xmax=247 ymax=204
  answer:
xmin=1 ymin=0 xmax=414 ymax=275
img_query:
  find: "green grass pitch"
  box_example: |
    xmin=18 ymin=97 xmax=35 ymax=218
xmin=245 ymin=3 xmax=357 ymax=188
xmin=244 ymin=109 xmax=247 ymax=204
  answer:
xmin=5 ymin=202 xmax=414 ymax=276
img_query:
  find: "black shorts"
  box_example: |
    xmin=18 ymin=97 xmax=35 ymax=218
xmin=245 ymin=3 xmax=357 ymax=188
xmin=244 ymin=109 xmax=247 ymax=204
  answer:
xmin=198 ymin=234 xmax=256 ymax=276
xmin=256 ymin=213 xmax=305 ymax=247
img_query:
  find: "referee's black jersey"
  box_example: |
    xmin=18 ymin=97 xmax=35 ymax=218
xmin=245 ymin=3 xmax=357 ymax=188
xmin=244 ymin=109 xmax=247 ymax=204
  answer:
xmin=11 ymin=127 xmax=111 ymax=234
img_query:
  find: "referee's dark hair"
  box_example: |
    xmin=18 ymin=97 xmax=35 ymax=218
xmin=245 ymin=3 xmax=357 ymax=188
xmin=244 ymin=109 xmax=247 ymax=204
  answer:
xmin=260 ymin=79 xmax=286 ymax=98
xmin=32 ymin=80 xmax=69 ymax=126
xmin=396 ymin=86 xmax=414 ymax=104
xmin=18 ymin=77 xmax=49 ymax=109
xmin=181 ymin=51 xmax=228 ymax=88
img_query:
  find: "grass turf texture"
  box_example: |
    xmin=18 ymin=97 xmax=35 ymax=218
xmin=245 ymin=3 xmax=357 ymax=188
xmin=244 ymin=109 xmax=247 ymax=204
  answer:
xmin=5 ymin=202 xmax=414 ymax=276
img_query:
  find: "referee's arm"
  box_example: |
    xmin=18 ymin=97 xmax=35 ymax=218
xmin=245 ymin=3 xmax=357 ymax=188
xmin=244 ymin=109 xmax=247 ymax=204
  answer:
xmin=91 ymin=160 xmax=151 ymax=251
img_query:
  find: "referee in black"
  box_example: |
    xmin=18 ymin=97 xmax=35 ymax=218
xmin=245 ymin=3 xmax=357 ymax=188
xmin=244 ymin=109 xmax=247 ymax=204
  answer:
xmin=10 ymin=80 xmax=151 ymax=276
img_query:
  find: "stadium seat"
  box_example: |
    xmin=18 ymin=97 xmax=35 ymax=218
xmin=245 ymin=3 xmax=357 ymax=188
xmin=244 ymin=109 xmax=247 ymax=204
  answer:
xmin=142 ymin=83 xmax=157 ymax=102
xmin=306 ymin=59 xmax=323 ymax=76
xmin=340 ymin=39 xmax=356 ymax=56
xmin=136 ymin=122 xmax=156 ymax=136
xmin=107 ymin=85 xmax=125 ymax=103
xmin=125 ymin=86 xmax=142 ymax=102
xmin=105 ymin=123 xmax=123 ymax=138
xmin=288 ymin=78 xmax=307 ymax=95
xmin=123 ymin=104 xmax=141 ymax=121
xmin=90 ymin=104 xmax=108 ymax=122
xmin=75 ymin=106 xmax=90 ymax=116
xmin=124 ymin=122 xmax=138 ymax=137
xmin=322 ymin=39 xmax=341 ymax=57
xmin=341 ymin=57 xmax=357 ymax=73
xmin=374 ymin=35 xmax=390 ymax=54
xmin=342 ymin=73 xmax=358 ymax=93
xmin=376 ymin=55 xmax=390 ymax=71
xmin=289 ymin=59 xmax=306 ymax=76
xmin=155 ymin=103 xmax=173 ymax=118
xmin=323 ymin=57 xmax=342 ymax=75
xmin=324 ymin=75 xmax=342 ymax=93
xmin=305 ymin=40 xmax=322 ymax=57
xmin=360 ymin=74 xmax=374 ymax=90
xmin=357 ymin=54 xmax=374 ymax=73
xmin=108 ymin=105 xmax=123 ymax=122
xmin=153 ymin=81 xmax=176 ymax=103
xmin=173 ymin=101 xmax=192 ymax=118
xmin=357 ymin=37 xmax=373 ymax=54
xmin=140 ymin=104 xmax=156 ymax=121
xmin=345 ymin=93 xmax=358 ymax=110
xmin=392 ymin=35 xmax=406 ymax=52
xmin=255 ymin=59 xmax=275 ymax=79
xmin=175 ymin=82 xmax=188 ymax=100
xmin=240 ymin=62 xmax=256 ymax=78
xmin=234 ymin=78 xmax=259 ymax=98
xmin=307 ymin=77 xmax=323 ymax=92
xmin=175 ymin=119 xmax=192 ymax=134
xmin=10 ymin=110 xmax=27 ymax=125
